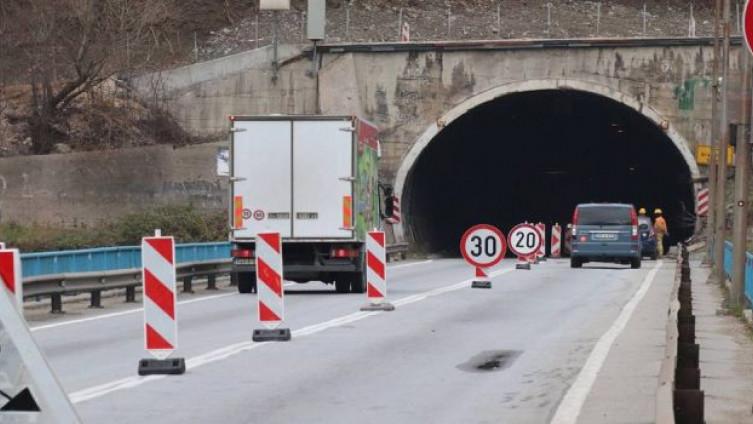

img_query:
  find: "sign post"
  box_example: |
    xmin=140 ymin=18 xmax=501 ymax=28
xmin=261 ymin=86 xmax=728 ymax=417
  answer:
xmin=360 ymin=231 xmax=396 ymax=311
xmin=460 ymin=224 xmax=507 ymax=289
xmin=508 ymin=223 xmax=543 ymax=271
xmin=0 ymin=249 xmax=22 ymax=310
xmin=138 ymin=231 xmax=185 ymax=376
xmin=252 ymin=232 xmax=292 ymax=342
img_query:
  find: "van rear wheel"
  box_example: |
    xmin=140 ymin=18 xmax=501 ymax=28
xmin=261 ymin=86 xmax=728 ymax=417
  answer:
xmin=570 ymin=258 xmax=583 ymax=268
xmin=631 ymin=257 xmax=642 ymax=269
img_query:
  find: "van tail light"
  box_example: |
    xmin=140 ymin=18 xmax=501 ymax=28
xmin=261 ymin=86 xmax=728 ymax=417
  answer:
xmin=630 ymin=209 xmax=639 ymax=241
xmin=571 ymin=208 xmax=579 ymax=236
xmin=232 ymin=248 xmax=255 ymax=259
xmin=331 ymin=246 xmax=360 ymax=258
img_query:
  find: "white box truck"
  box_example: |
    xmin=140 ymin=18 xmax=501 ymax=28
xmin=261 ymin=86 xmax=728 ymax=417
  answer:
xmin=229 ymin=115 xmax=389 ymax=293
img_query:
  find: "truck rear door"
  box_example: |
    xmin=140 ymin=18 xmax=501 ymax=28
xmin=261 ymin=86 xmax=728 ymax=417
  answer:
xmin=232 ymin=119 xmax=292 ymax=238
xmin=292 ymin=119 xmax=354 ymax=238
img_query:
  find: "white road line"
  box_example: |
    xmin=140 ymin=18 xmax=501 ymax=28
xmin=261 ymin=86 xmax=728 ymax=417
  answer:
xmin=69 ymin=266 xmax=513 ymax=404
xmin=30 ymin=293 xmax=238 ymax=332
xmin=29 ymin=261 xmax=435 ymax=332
xmin=549 ymin=260 xmax=664 ymax=424
xmin=389 ymin=259 xmax=433 ymax=270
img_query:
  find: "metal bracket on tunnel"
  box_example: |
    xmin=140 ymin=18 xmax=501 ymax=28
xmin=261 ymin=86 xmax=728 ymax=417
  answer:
xmin=138 ymin=358 xmax=186 ymax=376
xmin=252 ymin=328 xmax=292 ymax=342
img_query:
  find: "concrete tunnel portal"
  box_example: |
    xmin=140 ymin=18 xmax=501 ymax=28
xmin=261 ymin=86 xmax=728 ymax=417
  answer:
xmin=398 ymin=86 xmax=698 ymax=256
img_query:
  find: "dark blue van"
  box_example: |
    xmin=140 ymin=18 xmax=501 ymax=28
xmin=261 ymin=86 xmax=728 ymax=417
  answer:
xmin=570 ymin=203 xmax=641 ymax=269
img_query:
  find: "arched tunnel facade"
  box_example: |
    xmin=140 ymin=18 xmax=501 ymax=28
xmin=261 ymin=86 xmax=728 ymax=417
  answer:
xmin=400 ymin=88 xmax=698 ymax=255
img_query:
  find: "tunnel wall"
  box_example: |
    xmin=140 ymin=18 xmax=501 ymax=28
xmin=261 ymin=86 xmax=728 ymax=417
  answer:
xmin=317 ymin=44 xmax=746 ymax=187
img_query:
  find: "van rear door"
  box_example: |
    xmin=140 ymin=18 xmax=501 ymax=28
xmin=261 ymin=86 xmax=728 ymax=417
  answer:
xmin=575 ymin=205 xmax=634 ymax=254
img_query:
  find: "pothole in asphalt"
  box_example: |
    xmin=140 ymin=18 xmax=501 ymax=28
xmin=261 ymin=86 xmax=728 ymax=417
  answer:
xmin=457 ymin=350 xmax=522 ymax=373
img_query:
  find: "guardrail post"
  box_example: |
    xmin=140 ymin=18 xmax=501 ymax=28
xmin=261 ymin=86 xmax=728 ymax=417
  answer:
xmin=90 ymin=290 xmax=103 ymax=309
xmin=125 ymin=286 xmax=136 ymax=303
xmin=51 ymin=294 xmax=63 ymax=314
xmin=182 ymin=276 xmax=194 ymax=294
xmin=207 ymin=274 xmax=218 ymax=290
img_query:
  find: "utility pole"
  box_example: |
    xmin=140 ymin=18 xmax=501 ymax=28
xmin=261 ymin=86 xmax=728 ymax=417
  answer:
xmin=706 ymin=0 xmax=722 ymax=265
xmin=732 ymin=40 xmax=752 ymax=307
xmin=714 ymin=0 xmax=732 ymax=288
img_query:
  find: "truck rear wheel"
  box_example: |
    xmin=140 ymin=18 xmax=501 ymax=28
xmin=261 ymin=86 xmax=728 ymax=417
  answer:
xmin=350 ymin=271 xmax=366 ymax=294
xmin=237 ymin=272 xmax=257 ymax=294
xmin=335 ymin=279 xmax=350 ymax=293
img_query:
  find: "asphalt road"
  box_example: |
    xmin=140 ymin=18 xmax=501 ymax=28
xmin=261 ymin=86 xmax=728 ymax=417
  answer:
xmin=29 ymin=258 xmax=671 ymax=424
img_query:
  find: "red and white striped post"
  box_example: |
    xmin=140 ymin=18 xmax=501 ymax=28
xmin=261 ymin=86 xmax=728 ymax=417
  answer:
xmin=139 ymin=230 xmax=185 ymax=375
xmin=551 ymin=223 xmax=562 ymax=258
xmin=361 ymin=231 xmax=395 ymax=311
xmin=536 ymin=223 xmax=547 ymax=261
xmin=0 ymin=248 xmax=22 ymax=310
xmin=253 ymin=232 xmax=291 ymax=341
xmin=696 ymin=187 xmax=710 ymax=217
xmin=387 ymin=195 xmax=401 ymax=224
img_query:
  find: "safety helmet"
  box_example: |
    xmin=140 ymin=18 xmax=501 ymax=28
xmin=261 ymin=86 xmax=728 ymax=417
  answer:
xmin=654 ymin=208 xmax=663 ymax=215
xmin=638 ymin=208 xmax=647 ymax=215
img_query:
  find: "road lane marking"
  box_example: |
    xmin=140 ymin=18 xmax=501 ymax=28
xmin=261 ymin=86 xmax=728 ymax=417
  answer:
xmin=69 ymin=265 xmax=513 ymax=404
xmin=550 ymin=260 xmax=664 ymax=424
xmin=30 ymin=261 xmax=435 ymax=332
xmin=30 ymin=292 xmax=239 ymax=332
xmin=389 ymin=259 xmax=433 ymax=270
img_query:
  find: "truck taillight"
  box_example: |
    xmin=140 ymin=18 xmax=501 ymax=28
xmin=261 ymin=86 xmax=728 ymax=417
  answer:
xmin=630 ymin=208 xmax=639 ymax=240
xmin=232 ymin=248 xmax=255 ymax=258
xmin=330 ymin=247 xmax=359 ymax=258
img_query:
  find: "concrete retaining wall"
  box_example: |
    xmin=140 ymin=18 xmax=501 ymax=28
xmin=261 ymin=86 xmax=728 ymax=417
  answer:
xmin=0 ymin=143 xmax=227 ymax=226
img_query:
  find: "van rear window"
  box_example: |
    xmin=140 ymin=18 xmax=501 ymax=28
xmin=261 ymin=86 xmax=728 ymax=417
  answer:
xmin=577 ymin=206 xmax=632 ymax=225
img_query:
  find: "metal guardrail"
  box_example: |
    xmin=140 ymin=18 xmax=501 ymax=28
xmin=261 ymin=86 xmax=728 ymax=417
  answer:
xmin=721 ymin=241 xmax=753 ymax=306
xmin=21 ymin=242 xmax=232 ymax=313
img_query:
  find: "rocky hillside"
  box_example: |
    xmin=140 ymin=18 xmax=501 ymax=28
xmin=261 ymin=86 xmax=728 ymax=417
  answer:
xmin=0 ymin=0 xmax=720 ymax=156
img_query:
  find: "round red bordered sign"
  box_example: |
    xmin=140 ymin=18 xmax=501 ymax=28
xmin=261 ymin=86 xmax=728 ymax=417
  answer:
xmin=253 ymin=209 xmax=265 ymax=221
xmin=745 ymin=0 xmax=753 ymax=55
xmin=460 ymin=224 xmax=507 ymax=268
xmin=507 ymin=223 xmax=543 ymax=258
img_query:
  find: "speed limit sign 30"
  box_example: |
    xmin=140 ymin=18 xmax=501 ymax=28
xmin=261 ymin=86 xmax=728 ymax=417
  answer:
xmin=508 ymin=223 xmax=542 ymax=270
xmin=460 ymin=224 xmax=507 ymax=289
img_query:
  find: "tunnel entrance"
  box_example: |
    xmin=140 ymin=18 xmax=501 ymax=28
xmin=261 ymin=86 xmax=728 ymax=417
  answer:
xmin=402 ymin=89 xmax=696 ymax=255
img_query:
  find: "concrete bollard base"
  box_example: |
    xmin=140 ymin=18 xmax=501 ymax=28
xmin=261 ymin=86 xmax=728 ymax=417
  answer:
xmin=253 ymin=328 xmax=292 ymax=342
xmin=360 ymin=302 xmax=396 ymax=312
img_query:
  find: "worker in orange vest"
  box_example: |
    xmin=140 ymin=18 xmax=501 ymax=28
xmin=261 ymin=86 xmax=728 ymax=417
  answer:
xmin=653 ymin=208 xmax=668 ymax=257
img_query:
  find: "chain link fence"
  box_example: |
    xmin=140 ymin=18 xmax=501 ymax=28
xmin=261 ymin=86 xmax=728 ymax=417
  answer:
xmin=198 ymin=1 xmax=742 ymax=60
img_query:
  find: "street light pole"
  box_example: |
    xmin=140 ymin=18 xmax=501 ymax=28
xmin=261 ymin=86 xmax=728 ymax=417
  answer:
xmin=706 ymin=0 xmax=722 ymax=265
xmin=714 ymin=0 xmax=732 ymax=288
xmin=732 ymin=32 xmax=752 ymax=307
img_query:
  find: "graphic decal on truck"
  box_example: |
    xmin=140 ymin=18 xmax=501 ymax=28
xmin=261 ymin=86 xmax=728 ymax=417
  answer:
xmin=355 ymin=119 xmax=380 ymax=239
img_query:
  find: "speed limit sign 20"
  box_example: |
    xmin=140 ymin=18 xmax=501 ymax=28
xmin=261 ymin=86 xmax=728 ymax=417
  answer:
xmin=460 ymin=224 xmax=507 ymax=269
xmin=507 ymin=223 xmax=542 ymax=258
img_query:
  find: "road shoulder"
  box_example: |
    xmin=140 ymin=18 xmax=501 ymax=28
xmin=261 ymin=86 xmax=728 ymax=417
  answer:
xmin=576 ymin=260 xmax=675 ymax=423
xmin=694 ymin=262 xmax=753 ymax=423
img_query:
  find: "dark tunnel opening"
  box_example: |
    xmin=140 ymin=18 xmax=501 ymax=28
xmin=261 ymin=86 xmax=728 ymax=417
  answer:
xmin=404 ymin=89 xmax=696 ymax=256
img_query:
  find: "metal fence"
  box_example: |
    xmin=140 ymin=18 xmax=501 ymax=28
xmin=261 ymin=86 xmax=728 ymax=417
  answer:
xmin=21 ymin=242 xmax=231 ymax=278
xmin=722 ymin=241 xmax=753 ymax=305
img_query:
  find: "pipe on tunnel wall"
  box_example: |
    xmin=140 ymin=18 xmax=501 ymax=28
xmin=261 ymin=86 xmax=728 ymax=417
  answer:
xmin=393 ymin=78 xmax=701 ymax=244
